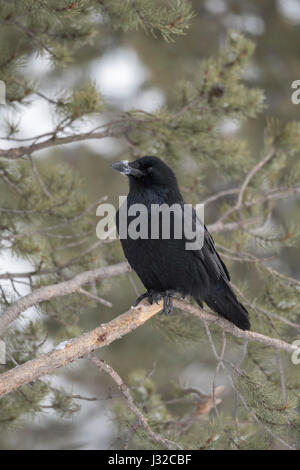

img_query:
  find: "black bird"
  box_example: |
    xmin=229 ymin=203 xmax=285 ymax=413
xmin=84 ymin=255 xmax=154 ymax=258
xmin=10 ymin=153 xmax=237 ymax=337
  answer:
xmin=111 ymin=156 xmax=250 ymax=330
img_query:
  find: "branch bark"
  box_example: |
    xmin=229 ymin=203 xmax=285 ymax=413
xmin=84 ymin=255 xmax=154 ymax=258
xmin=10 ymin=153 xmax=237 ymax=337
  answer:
xmin=0 ymin=127 xmax=127 ymax=160
xmin=0 ymin=300 xmax=163 ymax=398
xmin=0 ymin=261 xmax=130 ymax=335
xmin=173 ymin=300 xmax=298 ymax=354
xmin=0 ymin=298 xmax=298 ymax=399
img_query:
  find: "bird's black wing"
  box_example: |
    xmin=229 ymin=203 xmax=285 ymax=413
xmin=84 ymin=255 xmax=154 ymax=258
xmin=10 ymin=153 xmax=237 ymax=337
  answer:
xmin=183 ymin=208 xmax=250 ymax=330
xmin=186 ymin=207 xmax=230 ymax=283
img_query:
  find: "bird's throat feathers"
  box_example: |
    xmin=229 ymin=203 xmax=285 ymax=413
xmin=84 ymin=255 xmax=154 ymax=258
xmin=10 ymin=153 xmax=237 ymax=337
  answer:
xmin=128 ymin=179 xmax=183 ymax=206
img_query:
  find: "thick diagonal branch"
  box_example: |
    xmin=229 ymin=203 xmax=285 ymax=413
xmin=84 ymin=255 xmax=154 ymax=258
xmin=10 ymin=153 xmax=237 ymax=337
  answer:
xmin=0 ymin=299 xmax=298 ymax=399
xmin=0 ymin=300 xmax=163 ymax=398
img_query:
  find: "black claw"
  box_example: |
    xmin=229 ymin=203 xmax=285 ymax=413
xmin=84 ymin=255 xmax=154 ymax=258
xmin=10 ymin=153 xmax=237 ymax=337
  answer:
xmin=150 ymin=291 xmax=162 ymax=304
xmin=136 ymin=290 xmax=176 ymax=314
xmin=135 ymin=290 xmax=162 ymax=306
xmin=135 ymin=292 xmax=149 ymax=306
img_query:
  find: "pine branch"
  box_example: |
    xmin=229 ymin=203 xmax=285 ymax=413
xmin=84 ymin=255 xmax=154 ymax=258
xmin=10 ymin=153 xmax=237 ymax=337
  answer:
xmin=0 ymin=298 xmax=298 ymax=399
xmin=0 ymin=261 xmax=130 ymax=334
xmin=228 ymin=376 xmax=295 ymax=450
xmin=88 ymin=354 xmax=182 ymax=450
xmin=0 ymin=127 xmax=128 ymax=160
xmin=0 ymin=299 xmax=163 ymax=398
xmin=215 ymin=146 xmax=277 ymax=225
xmin=237 ymin=147 xmax=276 ymax=208
xmin=173 ymin=300 xmax=298 ymax=354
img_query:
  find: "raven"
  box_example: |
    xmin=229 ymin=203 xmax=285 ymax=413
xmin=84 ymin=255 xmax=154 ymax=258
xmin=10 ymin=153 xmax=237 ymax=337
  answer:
xmin=111 ymin=156 xmax=250 ymax=330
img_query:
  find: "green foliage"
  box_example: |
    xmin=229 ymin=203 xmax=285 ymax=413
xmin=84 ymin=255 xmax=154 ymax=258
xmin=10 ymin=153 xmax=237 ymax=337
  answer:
xmin=58 ymin=81 xmax=105 ymax=121
xmin=121 ymin=30 xmax=264 ymax=182
xmin=50 ymin=388 xmax=81 ymax=418
xmin=0 ymin=0 xmax=299 ymax=450
xmin=101 ymin=0 xmax=195 ymax=42
xmin=152 ymin=309 xmax=206 ymax=345
xmin=112 ymin=369 xmax=175 ymax=449
xmin=237 ymin=369 xmax=296 ymax=429
xmin=0 ymin=381 xmax=49 ymax=431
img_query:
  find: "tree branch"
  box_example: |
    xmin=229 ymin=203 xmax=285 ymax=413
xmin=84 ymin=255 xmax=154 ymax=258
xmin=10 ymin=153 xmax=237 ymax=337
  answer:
xmin=0 ymin=299 xmax=298 ymax=399
xmin=0 ymin=261 xmax=130 ymax=335
xmin=0 ymin=127 xmax=128 ymax=160
xmin=173 ymin=300 xmax=297 ymax=354
xmin=215 ymin=146 xmax=277 ymax=225
xmin=0 ymin=299 xmax=163 ymax=398
xmin=88 ymin=354 xmax=182 ymax=450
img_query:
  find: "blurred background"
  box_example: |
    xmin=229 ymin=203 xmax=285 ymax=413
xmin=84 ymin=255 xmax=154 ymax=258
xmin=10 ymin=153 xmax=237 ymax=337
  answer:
xmin=0 ymin=0 xmax=299 ymax=449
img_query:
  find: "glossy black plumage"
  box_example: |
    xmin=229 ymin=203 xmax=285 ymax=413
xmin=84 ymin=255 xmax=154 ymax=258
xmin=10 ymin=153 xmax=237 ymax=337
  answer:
xmin=112 ymin=156 xmax=250 ymax=330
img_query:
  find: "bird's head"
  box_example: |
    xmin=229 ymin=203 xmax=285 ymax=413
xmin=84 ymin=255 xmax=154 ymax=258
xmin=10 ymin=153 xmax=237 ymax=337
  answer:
xmin=111 ymin=156 xmax=180 ymax=193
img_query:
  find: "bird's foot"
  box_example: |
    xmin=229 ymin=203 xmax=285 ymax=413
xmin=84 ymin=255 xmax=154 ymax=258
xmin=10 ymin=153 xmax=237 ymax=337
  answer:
xmin=134 ymin=292 xmax=151 ymax=305
xmin=161 ymin=290 xmax=173 ymax=315
xmin=135 ymin=290 xmax=177 ymax=315
xmin=135 ymin=290 xmax=162 ymax=306
xmin=150 ymin=289 xmax=177 ymax=315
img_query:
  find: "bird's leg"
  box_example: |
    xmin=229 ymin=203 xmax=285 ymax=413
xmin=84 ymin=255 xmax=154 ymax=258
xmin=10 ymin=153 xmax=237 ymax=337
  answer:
xmin=135 ymin=289 xmax=177 ymax=315
xmin=161 ymin=290 xmax=177 ymax=315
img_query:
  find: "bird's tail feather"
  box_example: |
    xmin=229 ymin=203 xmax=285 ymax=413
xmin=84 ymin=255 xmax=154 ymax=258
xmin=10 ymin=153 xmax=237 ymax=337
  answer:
xmin=202 ymin=279 xmax=250 ymax=330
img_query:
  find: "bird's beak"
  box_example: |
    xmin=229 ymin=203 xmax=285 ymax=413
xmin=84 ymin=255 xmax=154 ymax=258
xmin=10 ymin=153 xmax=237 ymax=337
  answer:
xmin=110 ymin=160 xmax=144 ymax=177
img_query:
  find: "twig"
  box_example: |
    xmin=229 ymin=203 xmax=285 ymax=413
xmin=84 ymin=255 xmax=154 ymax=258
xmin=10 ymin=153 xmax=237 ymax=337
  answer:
xmin=275 ymin=351 xmax=287 ymax=405
xmin=215 ymin=147 xmax=276 ymax=225
xmin=237 ymin=147 xmax=276 ymax=209
xmin=201 ymin=187 xmax=239 ymax=205
xmin=78 ymin=288 xmax=112 ymax=308
xmin=0 ymin=262 xmax=130 ymax=334
xmin=88 ymin=354 xmax=182 ymax=450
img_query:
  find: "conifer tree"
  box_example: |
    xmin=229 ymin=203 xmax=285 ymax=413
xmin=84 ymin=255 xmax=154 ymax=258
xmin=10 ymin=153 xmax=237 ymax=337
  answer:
xmin=0 ymin=0 xmax=299 ymax=450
